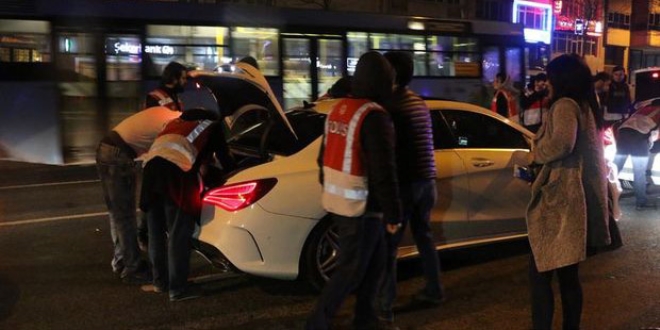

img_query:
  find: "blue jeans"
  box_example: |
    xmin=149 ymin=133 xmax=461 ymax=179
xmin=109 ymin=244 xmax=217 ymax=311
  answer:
xmin=379 ymin=179 xmax=443 ymax=314
xmin=96 ymin=143 xmax=142 ymax=276
xmin=147 ymin=189 xmax=197 ymax=297
xmin=306 ymin=215 xmax=386 ymax=330
xmin=614 ymin=128 xmax=650 ymax=206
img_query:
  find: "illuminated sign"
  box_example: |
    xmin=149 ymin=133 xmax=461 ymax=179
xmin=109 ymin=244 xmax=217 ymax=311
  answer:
xmin=512 ymin=0 xmax=553 ymax=45
xmin=106 ymin=40 xmax=141 ymax=55
xmin=575 ymin=19 xmax=585 ymax=35
xmin=145 ymin=45 xmax=175 ymax=55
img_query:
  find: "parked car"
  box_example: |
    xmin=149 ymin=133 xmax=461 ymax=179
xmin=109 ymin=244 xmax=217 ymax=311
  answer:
xmin=189 ymin=71 xmax=534 ymax=289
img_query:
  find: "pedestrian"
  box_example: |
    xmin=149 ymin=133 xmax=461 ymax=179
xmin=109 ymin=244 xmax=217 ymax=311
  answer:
xmin=306 ymin=51 xmax=403 ymax=330
xmin=96 ymin=105 xmax=183 ymax=284
xmin=525 ymin=53 xmax=611 ymax=330
xmin=520 ymin=72 xmax=549 ymax=133
xmin=145 ymin=61 xmax=187 ymax=111
xmin=376 ymin=51 xmax=443 ymax=324
xmin=139 ymin=108 xmax=236 ymax=302
xmin=491 ymin=72 xmax=519 ymax=120
xmin=603 ymin=65 xmax=632 ymax=127
xmin=593 ymin=71 xmax=612 ymax=109
xmin=613 ymin=98 xmax=660 ymax=210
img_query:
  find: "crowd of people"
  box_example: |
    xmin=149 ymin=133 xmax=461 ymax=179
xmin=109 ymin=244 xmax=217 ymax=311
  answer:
xmin=94 ymin=51 xmax=655 ymax=329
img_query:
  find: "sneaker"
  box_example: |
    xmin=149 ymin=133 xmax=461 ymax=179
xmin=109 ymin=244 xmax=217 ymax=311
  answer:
xmin=412 ymin=291 xmax=446 ymax=306
xmin=169 ymin=287 xmax=203 ymax=302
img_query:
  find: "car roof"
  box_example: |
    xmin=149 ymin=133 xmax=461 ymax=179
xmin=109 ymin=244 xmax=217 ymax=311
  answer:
xmin=308 ymin=98 xmax=533 ymax=137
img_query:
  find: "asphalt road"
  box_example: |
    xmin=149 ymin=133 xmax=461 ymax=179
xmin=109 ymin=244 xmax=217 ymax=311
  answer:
xmin=1 ymin=161 xmax=660 ymax=330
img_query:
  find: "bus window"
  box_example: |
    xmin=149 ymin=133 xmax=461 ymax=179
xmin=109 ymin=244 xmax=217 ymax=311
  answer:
xmin=231 ymin=27 xmax=280 ymax=76
xmin=0 ymin=19 xmax=51 ymax=64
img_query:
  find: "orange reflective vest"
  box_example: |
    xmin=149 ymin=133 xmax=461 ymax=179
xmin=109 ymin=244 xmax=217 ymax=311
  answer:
xmin=321 ymin=98 xmax=383 ymax=217
xmin=148 ymin=88 xmax=184 ymax=111
xmin=491 ymin=89 xmax=518 ymax=118
xmin=143 ymin=118 xmax=213 ymax=172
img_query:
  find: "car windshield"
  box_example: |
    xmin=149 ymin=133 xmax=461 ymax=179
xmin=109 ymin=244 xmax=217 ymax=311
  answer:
xmin=229 ymin=110 xmax=326 ymax=156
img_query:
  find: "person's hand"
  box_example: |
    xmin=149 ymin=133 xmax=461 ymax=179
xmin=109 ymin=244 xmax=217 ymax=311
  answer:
xmin=386 ymin=223 xmax=402 ymax=234
xmin=526 ymin=152 xmax=535 ymax=166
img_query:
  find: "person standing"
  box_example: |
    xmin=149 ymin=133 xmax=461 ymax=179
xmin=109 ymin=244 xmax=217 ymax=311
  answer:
xmin=593 ymin=72 xmax=612 ymax=109
xmin=604 ymin=65 xmax=632 ymax=127
xmin=139 ymin=109 xmax=236 ymax=302
xmin=613 ymin=99 xmax=660 ymax=210
xmin=377 ymin=51 xmax=443 ymax=323
xmin=306 ymin=51 xmax=402 ymax=330
xmin=96 ymin=106 xmax=182 ymax=283
xmin=520 ymin=72 xmax=549 ymax=133
xmin=525 ymin=54 xmax=611 ymax=330
xmin=491 ymin=72 xmax=519 ymax=120
xmin=145 ymin=61 xmax=187 ymax=111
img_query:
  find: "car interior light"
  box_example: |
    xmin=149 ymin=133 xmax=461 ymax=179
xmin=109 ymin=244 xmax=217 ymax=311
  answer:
xmin=203 ymin=178 xmax=277 ymax=211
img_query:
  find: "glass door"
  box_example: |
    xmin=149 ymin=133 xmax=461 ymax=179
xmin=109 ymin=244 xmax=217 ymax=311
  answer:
xmin=282 ymin=36 xmax=344 ymax=109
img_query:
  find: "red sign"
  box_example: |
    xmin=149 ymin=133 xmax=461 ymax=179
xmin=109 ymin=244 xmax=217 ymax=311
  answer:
xmin=554 ymin=0 xmax=563 ymax=14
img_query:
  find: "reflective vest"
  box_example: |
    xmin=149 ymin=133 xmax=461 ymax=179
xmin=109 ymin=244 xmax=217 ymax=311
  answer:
xmin=521 ymin=97 xmax=548 ymax=126
xmin=491 ymin=89 xmax=518 ymax=118
xmin=143 ymin=118 xmax=214 ymax=172
xmin=321 ymin=98 xmax=383 ymax=217
xmin=148 ymin=88 xmax=183 ymax=111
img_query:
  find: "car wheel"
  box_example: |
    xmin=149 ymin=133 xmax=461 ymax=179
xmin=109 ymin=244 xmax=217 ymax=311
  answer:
xmin=302 ymin=217 xmax=340 ymax=291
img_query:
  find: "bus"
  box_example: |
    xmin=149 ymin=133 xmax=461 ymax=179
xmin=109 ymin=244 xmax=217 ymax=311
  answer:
xmin=0 ymin=0 xmax=525 ymax=164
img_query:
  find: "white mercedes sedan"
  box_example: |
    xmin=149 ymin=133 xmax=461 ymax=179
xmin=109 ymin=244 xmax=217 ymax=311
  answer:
xmin=192 ymin=81 xmax=533 ymax=288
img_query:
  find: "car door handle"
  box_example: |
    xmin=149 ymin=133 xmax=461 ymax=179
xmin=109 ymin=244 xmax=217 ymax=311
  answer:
xmin=471 ymin=159 xmax=495 ymax=167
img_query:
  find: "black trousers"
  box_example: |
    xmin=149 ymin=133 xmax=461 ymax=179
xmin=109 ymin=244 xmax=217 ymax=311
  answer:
xmin=529 ymin=256 xmax=582 ymax=330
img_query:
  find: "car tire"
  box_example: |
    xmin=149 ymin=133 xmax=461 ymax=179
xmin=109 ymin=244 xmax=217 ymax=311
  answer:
xmin=301 ymin=217 xmax=339 ymax=291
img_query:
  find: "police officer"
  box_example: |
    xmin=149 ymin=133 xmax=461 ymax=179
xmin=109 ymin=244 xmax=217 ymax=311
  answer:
xmin=492 ymin=72 xmax=519 ymax=119
xmin=145 ymin=61 xmax=187 ymax=111
xmin=306 ymin=51 xmax=403 ymax=330
xmin=139 ymin=108 xmax=236 ymax=302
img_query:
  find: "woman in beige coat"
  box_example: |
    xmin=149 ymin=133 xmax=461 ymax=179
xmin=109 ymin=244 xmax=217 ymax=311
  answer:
xmin=526 ymin=54 xmax=611 ymax=330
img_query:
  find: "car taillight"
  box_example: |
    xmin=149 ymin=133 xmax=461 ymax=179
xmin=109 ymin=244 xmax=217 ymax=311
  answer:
xmin=203 ymin=178 xmax=277 ymax=211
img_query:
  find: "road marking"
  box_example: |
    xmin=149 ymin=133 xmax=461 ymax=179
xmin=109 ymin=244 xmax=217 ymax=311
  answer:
xmin=0 ymin=179 xmax=100 ymax=190
xmin=0 ymin=211 xmax=108 ymax=227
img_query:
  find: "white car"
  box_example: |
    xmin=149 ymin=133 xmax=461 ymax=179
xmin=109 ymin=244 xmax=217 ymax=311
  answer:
xmin=190 ymin=71 xmax=533 ymax=288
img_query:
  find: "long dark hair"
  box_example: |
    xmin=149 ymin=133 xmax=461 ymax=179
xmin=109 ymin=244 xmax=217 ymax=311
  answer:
xmin=351 ymin=51 xmax=394 ymax=104
xmin=546 ymin=54 xmax=604 ymax=130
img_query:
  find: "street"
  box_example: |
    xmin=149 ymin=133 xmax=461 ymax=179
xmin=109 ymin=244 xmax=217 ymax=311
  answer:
xmin=1 ymin=161 xmax=660 ymax=330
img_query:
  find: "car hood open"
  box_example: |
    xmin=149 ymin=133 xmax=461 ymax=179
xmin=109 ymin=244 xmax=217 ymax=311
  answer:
xmin=189 ymin=63 xmax=297 ymax=139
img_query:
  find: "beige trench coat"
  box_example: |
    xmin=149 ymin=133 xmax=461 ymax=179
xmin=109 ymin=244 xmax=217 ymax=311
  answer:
xmin=527 ymin=98 xmax=610 ymax=272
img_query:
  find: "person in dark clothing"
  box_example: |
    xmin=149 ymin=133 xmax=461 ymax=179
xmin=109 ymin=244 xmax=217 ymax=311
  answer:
xmin=604 ymin=65 xmax=632 ymax=127
xmin=145 ymin=61 xmax=187 ymax=111
xmin=306 ymin=51 xmax=402 ymax=330
xmin=520 ymin=72 xmax=549 ymax=133
xmin=139 ymin=108 xmax=236 ymax=302
xmin=238 ymin=55 xmax=259 ymax=70
xmin=376 ymin=51 xmax=444 ymax=323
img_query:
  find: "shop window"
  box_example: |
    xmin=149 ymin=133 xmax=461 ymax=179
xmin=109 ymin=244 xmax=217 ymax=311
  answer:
xmin=231 ymin=27 xmax=279 ymax=76
xmin=105 ymin=35 xmax=142 ymax=81
xmin=0 ymin=19 xmax=51 ymax=63
xmin=57 ymin=32 xmax=96 ymax=81
xmin=146 ymin=24 xmax=230 ymax=78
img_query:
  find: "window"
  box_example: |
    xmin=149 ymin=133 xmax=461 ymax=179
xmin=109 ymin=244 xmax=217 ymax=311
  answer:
xmin=608 ymin=12 xmax=631 ymax=29
xmin=517 ymin=4 xmax=547 ymax=30
xmin=57 ymin=32 xmax=96 ymax=81
xmin=605 ymin=46 xmax=625 ymax=66
xmin=476 ymin=0 xmax=505 ymax=21
xmin=0 ymin=19 xmax=51 ymax=63
xmin=229 ymin=110 xmax=326 ymax=156
xmin=650 ymin=13 xmax=660 ymax=31
xmin=105 ymin=35 xmax=142 ymax=81
xmin=552 ymin=31 xmax=597 ymax=57
xmin=440 ymin=110 xmax=528 ymax=149
xmin=347 ymin=32 xmax=481 ymax=78
xmin=231 ymin=27 xmax=279 ymax=76
xmin=146 ymin=24 xmax=230 ymax=78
